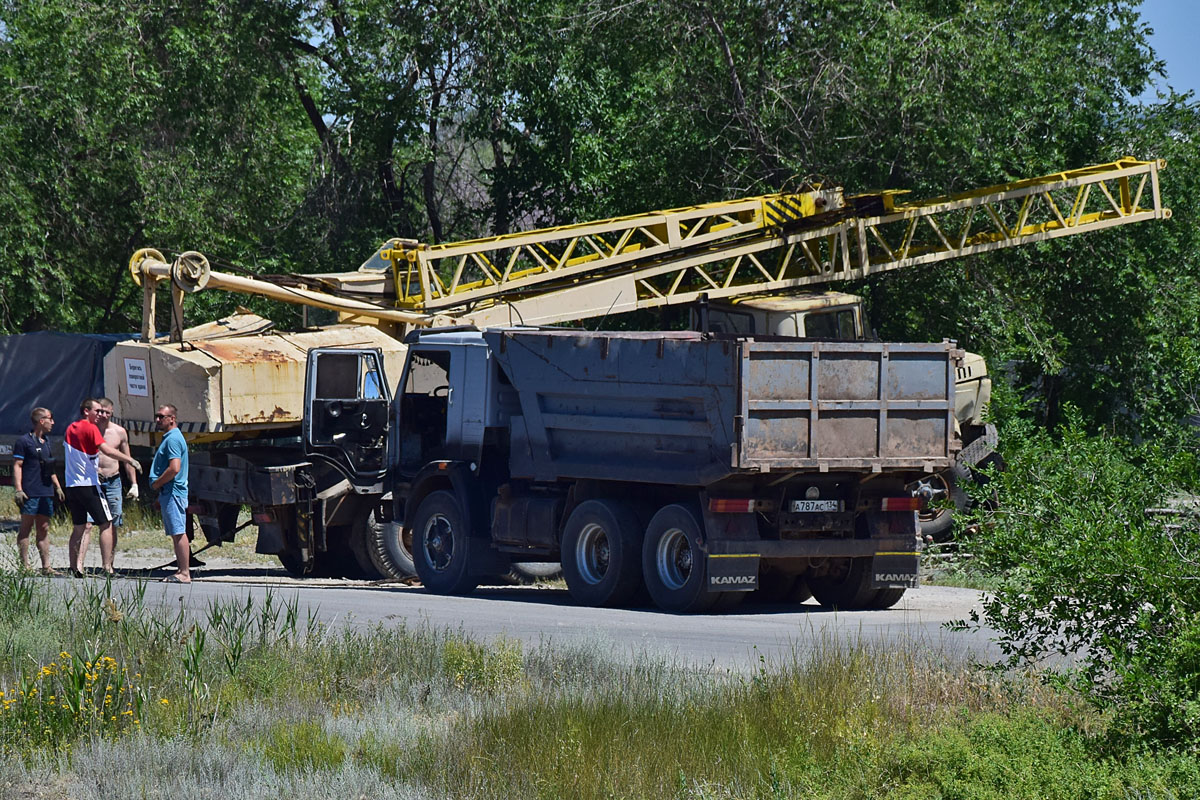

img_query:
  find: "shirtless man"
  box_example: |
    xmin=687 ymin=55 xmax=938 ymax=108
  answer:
xmin=85 ymin=398 xmax=139 ymax=574
xmin=65 ymin=398 xmax=142 ymax=577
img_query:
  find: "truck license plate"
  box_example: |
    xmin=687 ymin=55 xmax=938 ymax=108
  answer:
xmin=791 ymin=500 xmax=841 ymax=513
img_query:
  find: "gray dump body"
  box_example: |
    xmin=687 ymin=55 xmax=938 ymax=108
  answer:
xmin=485 ymin=329 xmax=960 ymax=486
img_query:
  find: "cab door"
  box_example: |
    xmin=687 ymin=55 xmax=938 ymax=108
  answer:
xmin=303 ymin=348 xmax=392 ymax=486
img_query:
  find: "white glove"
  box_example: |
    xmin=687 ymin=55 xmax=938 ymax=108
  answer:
xmin=126 ymin=482 xmax=140 ymax=500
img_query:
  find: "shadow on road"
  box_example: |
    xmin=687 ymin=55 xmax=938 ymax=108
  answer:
xmin=54 ymin=564 xmax=853 ymax=617
xmin=355 ymin=581 xmax=833 ymax=617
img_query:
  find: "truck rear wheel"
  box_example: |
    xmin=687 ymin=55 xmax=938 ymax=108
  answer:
xmin=512 ymin=562 xmax=563 ymax=581
xmin=345 ymin=519 xmax=385 ymax=580
xmin=381 ymin=519 xmax=416 ymax=578
xmin=320 ymin=526 xmax=371 ymax=578
xmin=277 ymin=547 xmax=309 ymax=577
xmin=642 ymin=504 xmax=720 ymax=613
xmin=278 ymin=545 xmax=335 ymax=578
xmin=412 ymin=490 xmax=478 ymax=595
xmin=750 ymin=566 xmax=811 ymax=605
xmin=561 ymin=499 xmax=643 ymax=607
xmin=275 ymin=506 xmax=335 ymax=577
xmin=867 ymin=585 xmax=907 ymax=609
xmin=809 ymin=557 xmax=879 ymax=610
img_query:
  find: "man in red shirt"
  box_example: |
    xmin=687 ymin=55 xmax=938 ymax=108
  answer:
xmin=64 ymin=398 xmax=142 ymax=577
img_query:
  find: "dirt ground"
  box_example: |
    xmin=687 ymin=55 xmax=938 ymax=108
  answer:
xmin=0 ymin=517 xmax=375 ymax=586
xmin=0 ymin=483 xmax=350 ymax=584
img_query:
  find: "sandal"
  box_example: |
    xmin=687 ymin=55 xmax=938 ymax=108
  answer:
xmin=161 ymin=574 xmax=191 ymax=584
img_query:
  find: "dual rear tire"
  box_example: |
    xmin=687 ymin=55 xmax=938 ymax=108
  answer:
xmin=560 ymin=500 xmax=731 ymax=613
xmin=640 ymin=504 xmax=724 ymax=613
xmin=808 ymin=557 xmax=906 ymax=610
xmin=560 ymin=500 xmax=644 ymax=607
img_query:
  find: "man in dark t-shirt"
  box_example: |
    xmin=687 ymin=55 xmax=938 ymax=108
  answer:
xmin=12 ymin=407 xmax=65 ymax=574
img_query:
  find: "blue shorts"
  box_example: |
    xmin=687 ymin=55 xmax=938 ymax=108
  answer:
xmin=87 ymin=475 xmax=124 ymax=527
xmin=161 ymin=493 xmax=187 ymax=537
xmin=20 ymin=495 xmax=54 ymax=517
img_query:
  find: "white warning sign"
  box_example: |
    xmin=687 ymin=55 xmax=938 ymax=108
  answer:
xmin=124 ymin=358 xmax=149 ymax=397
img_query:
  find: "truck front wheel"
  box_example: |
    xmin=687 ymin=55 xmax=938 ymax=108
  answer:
xmin=642 ymin=504 xmax=720 ymax=613
xmin=561 ymin=499 xmax=643 ymax=607
xmin=354 ymin=504 xmax=415 ymax=580
xmin=412 ymin=490 xmax=478 ymax=595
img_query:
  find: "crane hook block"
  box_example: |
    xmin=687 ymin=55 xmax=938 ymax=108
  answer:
xmin=171 ymin=251 xmax=211 ymax=293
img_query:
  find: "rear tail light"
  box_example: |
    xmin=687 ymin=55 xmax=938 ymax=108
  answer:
xmin=881 ymin=497 xmax=923 ymax=511
xmin=252 ymin=511 xmax=275 ymax=524
xmin=705 ymin=501 xmax=772 ymax=513
xmin=709 ymin=498 xmax=755 ymax=513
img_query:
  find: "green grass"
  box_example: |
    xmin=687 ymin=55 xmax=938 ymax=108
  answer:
xmin=1 ymin=569 xmax=1196 ymax=798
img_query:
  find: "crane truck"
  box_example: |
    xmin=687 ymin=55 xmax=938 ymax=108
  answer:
xmin=105 ymin=158 xmax=1169 ymax=606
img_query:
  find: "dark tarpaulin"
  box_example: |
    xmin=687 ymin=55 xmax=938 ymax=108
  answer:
xmin=0 ymin=331 xmax=131 ymax=436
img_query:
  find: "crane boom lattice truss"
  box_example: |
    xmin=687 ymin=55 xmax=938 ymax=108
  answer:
xmin=377 ymin=158 xmax=1167 ymax=327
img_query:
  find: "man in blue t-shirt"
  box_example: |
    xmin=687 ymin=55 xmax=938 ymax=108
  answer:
xmin=12 ymin=407 xmax=65 ymax=574
xmin=148 ymin=404 xmax=191 ymax=583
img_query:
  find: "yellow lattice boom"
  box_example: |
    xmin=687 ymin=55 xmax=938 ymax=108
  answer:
xmin=132 ymin=158 xmax=1169 ymax=331
xmin=368 ymin=158 xmax=1167 ymax=327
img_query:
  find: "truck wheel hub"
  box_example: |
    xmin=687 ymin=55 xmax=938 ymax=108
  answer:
xmin=655 ymin=527 xmax=693 ymax=591
xmin=576 ymin=523 xmax=611 ymax=584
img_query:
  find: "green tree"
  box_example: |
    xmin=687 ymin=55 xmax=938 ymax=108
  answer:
xmin=0 ymin=0 xmax=318 ymax=333
xmin=964 ymin=412 xmax=1200 ymax=746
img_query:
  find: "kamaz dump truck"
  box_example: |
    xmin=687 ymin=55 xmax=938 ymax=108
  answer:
xmin=305 ymin=327 xmax=962 ymax=611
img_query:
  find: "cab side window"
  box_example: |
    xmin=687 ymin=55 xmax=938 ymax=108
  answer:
xmin=399 ymin=350 xmax=451 ymax=468
xmin=805 ymin=310 xmax=857 ymax=340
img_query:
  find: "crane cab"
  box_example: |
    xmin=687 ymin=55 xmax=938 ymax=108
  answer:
xmin=692 ymin=292 xmax=866 ymax=340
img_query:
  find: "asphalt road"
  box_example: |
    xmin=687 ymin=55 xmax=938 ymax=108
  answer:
xmin=95 ymin=573 xmax=999 ymax=672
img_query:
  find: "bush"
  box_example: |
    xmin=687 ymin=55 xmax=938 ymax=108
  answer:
xmin=963 ymin=410 xmax=1200 ymax=747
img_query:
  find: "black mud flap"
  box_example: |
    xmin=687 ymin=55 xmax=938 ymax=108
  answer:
xmin=255 ymin=522 xmax=286 ymax=555
xmin=707 ymin=554 xmax=759 ymax=592
xmin=871 ymin=552 xmax=920 ymax=589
